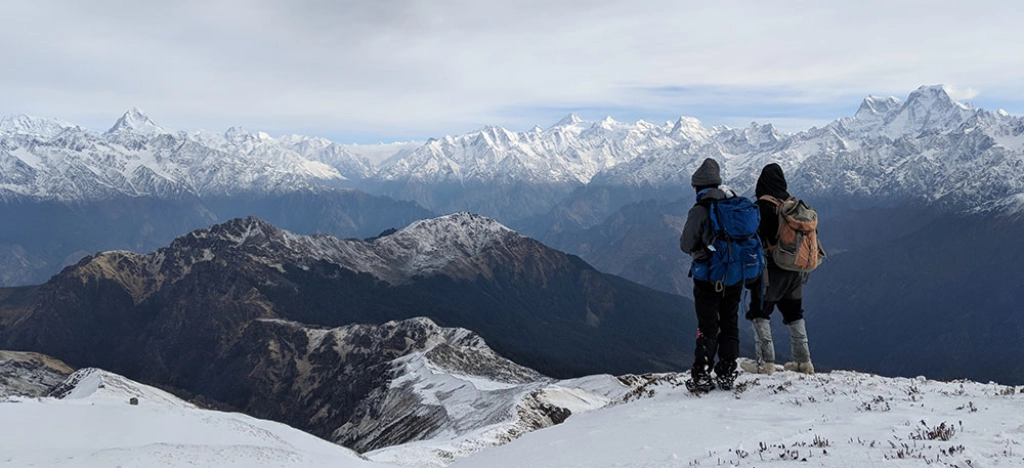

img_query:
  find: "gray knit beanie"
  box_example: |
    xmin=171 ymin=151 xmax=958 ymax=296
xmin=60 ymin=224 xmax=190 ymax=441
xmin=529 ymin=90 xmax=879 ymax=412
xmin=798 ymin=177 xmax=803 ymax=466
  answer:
xmin=691 ymin=158 xmax=722 ymax=187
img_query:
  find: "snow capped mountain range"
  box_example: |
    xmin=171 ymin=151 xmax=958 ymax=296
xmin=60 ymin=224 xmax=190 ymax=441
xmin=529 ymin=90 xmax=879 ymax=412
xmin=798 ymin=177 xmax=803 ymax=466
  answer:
xmin=591 ymin=85 xmax=1024 ymax=210
xmin=374 ymin=115 xmax=688 ymax=185
xmin=0 ymin=109 xmax=368 ymax=201
xmin=7 ymin=84 xmax=1021 ymax=212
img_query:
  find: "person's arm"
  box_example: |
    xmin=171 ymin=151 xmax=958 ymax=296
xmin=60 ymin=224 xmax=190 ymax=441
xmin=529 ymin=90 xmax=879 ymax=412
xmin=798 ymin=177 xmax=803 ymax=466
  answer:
xmin=680 ymin=204 xmax=709 ymax=261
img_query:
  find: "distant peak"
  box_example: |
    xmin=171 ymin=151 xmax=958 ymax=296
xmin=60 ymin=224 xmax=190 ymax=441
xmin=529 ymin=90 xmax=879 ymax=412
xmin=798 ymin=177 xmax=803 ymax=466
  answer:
xmin=905 ymin=84 xmax=972 ymax=111
xmin=552 ymin=113 xmax=583 ymax=127
xmin=915 ymin=84 xmax=954 ymax=96
xmin=480 ymin=124 xmax=511 ymax=135
xmin=370 ymin=213 xmax=524 ymax=278
xmin=593 ymin=116 xmax=618 ymax=130
xmin=106 ymin=107 xmax=166 ymax=136
xmin=855 ymin=95 xmax=901 ymax=119
xmin=185 ymin=216 xmax=285 ymax=248
xmin=671 ymin=116 xmax=703 ymax=129
xmin=382 ymin=212 xmax=518 ymax=252
xmin=909 ymin=84 xmax=954 ymax=100
xmin=669 ymin=116 xmax=710 ymax=139
xmin=218 ymin=215 xmax=279 ymax=234
xmin=225 ymin=126 xmax=249 ymax=137
xmin=402 ymin=212 xmax=513 ymax=234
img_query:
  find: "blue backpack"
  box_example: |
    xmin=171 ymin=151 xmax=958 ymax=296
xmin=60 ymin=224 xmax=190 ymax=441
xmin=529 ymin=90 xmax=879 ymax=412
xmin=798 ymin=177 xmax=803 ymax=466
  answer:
xmin=689 ymin=195 xmax=766 ymax=288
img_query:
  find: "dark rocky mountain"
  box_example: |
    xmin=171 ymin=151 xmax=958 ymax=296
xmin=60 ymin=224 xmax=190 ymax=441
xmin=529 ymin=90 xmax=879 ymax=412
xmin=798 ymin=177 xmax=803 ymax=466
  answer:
xmin=0 ymin=214 xmax=693 ymax=446
xmin=0 ymin=189 xmax=434 ymax=286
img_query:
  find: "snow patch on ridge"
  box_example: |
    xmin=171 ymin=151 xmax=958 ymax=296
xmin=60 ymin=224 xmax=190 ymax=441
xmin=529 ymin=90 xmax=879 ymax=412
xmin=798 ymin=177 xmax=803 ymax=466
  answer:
xmin=381 ymin=213 xmax=516 ymax=257
xmin=1 ymin=368 xmax=392 ymax=468
xmin=48 ymin=368 xmax=195 ymax=408
xmin=364 ymin=336 xmax=625 ymax=468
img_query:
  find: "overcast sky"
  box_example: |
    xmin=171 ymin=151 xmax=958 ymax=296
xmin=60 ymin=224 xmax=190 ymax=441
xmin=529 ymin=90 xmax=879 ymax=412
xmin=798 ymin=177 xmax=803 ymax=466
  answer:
xmin=3 ymin=0 xmax=1023 ymax=143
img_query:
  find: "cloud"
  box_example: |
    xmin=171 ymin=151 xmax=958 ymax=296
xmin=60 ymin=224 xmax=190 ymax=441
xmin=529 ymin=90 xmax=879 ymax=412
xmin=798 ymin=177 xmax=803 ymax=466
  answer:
xmin=942 ymin=85 xmax=981 ymax=101
xmin=2 ymin=0 xmax=1024 ymax=142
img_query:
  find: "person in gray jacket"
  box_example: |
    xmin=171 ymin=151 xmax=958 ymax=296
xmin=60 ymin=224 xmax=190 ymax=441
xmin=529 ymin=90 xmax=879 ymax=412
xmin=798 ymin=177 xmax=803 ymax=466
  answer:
xmin=679 ymin=158 xmax=742 ymax=392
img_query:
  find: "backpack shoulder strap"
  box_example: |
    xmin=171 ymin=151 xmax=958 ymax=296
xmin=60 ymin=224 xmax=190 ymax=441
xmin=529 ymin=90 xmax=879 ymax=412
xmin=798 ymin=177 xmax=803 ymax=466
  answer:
xmin=758 ymin=195 xmax=783 ymax=207
xmin=693 ymin=197 xmax=723 ymax=236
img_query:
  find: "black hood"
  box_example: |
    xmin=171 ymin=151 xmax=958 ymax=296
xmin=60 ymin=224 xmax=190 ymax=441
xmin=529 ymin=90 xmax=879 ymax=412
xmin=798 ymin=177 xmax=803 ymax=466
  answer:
xmin=755 ymin=163 xmax=790 ymax=200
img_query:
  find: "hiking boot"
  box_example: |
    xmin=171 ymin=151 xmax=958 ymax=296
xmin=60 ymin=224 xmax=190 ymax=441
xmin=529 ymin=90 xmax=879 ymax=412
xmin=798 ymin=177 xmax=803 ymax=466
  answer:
xmin=714 ymin=370 xmax=738 ymax=390
xmin=739 ymin=360 xmax=775 ymax=374
xmin=783 ymin=361 xmax=815 ymax=374
xmin=713 ymin=360 xmax=738 ymax=390
xmin=685 ymin=372 xmax=715 ymax=394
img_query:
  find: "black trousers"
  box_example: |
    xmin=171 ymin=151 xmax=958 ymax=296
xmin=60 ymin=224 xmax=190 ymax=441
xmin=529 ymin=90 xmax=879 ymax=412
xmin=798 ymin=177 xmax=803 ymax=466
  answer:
xmin=692 ymin=279 xmax=742 ymax=376
xmin=746 ymin=265 xmax=804 ymax=324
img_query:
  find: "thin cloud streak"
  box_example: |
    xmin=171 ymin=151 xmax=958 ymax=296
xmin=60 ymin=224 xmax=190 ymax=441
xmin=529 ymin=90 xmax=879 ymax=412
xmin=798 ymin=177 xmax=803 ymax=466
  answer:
xmin=2 ymin=0 xmax=1023 ymax=142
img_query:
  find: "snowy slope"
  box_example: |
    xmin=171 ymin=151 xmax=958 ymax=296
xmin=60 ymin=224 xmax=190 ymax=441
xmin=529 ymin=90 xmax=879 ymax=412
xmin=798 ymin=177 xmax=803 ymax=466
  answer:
xmin=0 ymin=368 xmax=397 ymax=468
xmin=3 ymin=355 xmax=1023 ymax=468
xmin=359 ymin=345 xmax=626 ymax=468
xmin=447 ymin=362 xmax=1024 ymax=468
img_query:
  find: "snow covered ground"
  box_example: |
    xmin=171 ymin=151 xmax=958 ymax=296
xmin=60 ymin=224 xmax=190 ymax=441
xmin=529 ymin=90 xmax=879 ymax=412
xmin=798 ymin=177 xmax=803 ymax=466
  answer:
xmin=448 ymin=362 xmax=1024 ymax=468
xmin=0 ymin=369 xmax=394 ymax=468
xmin=2 ymin=362 xmax=1023 ymax=468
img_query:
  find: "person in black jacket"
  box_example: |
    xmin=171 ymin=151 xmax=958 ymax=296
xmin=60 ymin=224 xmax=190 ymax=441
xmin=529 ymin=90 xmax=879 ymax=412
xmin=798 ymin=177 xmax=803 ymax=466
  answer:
xmin=743 ymin=163 xmax=814 ymax=374
xmin=679 ymin=158 xmax=742 ymax=391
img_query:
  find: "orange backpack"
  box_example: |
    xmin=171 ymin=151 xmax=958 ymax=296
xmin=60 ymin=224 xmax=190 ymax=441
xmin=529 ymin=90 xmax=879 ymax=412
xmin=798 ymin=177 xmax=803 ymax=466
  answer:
xmin=759 ymin=196 xmax=825 ymax=273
